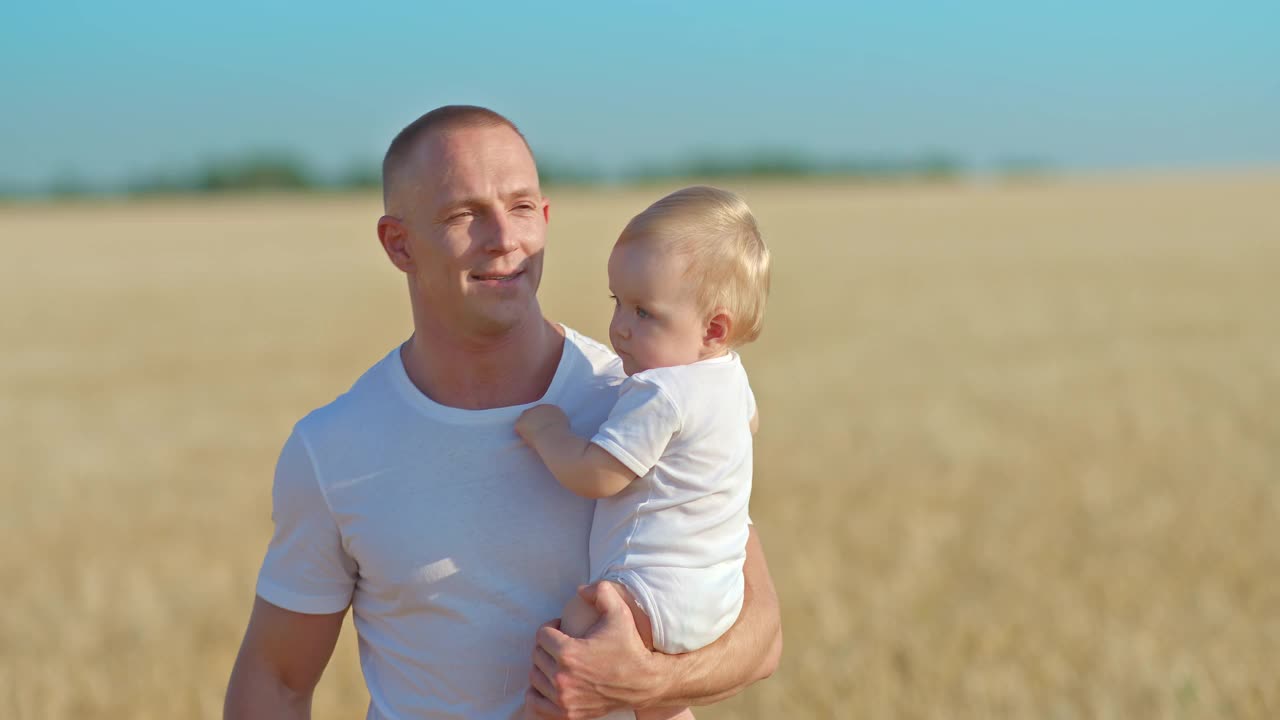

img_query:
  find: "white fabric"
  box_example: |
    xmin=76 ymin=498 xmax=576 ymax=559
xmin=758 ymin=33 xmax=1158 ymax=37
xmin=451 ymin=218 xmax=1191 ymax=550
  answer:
xmin=589 ymin=352 xmax=755 ymax=653
xmin=256 ymin=327 xmax=628 ymax=720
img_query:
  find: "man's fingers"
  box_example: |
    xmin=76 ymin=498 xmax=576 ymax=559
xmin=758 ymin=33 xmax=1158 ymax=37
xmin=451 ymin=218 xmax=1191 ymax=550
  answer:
xmin=593 ymin=580 xmax=620 ymax=611
xmin=528 ymin=663 xmax=560 ymax=707
xmin=528 ymin=645 xmax=558 ymax=708
xmin=520 ymin=689 xmax=539 ymax=720
xmin=536 ymin=623 xmax=573 ymax=661
xmin=576 ymin=583 xmax=597 ymax=604
xmin=525 ymin=686 xmax=567 ymax=719
xmin=532 ymin=646 xmax=557 ymax=679
xmin=593 ymin=581 xmax=633 ymax=620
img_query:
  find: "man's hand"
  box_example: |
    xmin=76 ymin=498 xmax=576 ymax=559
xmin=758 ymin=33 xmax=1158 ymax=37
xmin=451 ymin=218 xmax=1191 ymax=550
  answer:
xmin=525 ymin=583 xmax=663 ymax=719
xmin=516 ymin=404 xmax=571 ymax=445
xmin=526 ymin=528 xmax=780 ymax=717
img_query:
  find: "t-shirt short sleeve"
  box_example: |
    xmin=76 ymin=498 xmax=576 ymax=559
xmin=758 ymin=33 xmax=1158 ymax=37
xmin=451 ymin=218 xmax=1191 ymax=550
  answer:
xmin=590 ymin=375 xmax=681 ymax=478
xmin=255 ymin=427 xmax=358 ymax=614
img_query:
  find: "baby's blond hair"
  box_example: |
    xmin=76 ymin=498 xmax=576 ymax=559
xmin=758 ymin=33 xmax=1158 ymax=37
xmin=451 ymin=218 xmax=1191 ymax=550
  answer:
xmin=618 ymin=186 xmax=771 ymax=346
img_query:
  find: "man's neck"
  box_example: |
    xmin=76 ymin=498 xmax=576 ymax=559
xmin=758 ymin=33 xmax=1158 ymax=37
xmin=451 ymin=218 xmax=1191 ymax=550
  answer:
xmin=400 ymin=311 xmax=565 ymax=411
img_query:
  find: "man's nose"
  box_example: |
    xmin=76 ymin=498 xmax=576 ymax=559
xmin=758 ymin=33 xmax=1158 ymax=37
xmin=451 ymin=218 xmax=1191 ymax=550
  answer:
xmin=483 ymin=212 xmax=521 ymax=255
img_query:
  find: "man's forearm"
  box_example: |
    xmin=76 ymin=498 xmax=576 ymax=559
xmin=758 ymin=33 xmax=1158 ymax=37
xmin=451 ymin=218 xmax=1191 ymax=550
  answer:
xmin=644 ymin=527 xmax=783 ymax=708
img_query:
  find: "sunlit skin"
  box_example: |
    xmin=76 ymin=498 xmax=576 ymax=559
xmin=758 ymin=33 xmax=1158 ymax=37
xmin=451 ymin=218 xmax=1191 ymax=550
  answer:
xmin=608 ymin=240 xmax=732 ymax=376
xmin=379 ymin=124 xmax=551 ymax=339
xmin=375 ymin=124 xmax=563 ymax=410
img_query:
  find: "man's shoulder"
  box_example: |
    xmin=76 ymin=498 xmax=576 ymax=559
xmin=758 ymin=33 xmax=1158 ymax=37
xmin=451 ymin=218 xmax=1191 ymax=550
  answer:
xmin=562 ymin=326 xmax=623 ymax=379
xmin=559 ymin=326 xmax=625 ymax=392
xmin=293 ymin=347 xmax=401 ymax=443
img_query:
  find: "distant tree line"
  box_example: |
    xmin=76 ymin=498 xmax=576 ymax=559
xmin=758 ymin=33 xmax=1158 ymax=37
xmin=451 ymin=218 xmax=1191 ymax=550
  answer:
xmin=626 ymin=149 xmax=967 ymax=183
xmin=3 ymin=149 xmax=1051 ymax=200
xmin=122 ymin=151 xmax=378 ymax=196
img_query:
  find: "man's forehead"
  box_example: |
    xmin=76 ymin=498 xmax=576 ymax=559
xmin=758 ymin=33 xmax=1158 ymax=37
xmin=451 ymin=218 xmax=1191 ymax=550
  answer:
xmin=423 ymin=125 xmax=532 ymax=169
xmin=406 ymin=125 xmax=538 ymax=199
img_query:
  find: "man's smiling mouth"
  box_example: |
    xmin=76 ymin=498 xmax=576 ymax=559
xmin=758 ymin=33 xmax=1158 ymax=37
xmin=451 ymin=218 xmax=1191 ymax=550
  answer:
xmin=470 ymin=269 xmax=524 ymax=283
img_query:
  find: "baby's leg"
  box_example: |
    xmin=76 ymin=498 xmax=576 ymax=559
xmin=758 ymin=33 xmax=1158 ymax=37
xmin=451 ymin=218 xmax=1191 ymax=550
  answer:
xmin=558 ymin=581 xmax=693 ymax=720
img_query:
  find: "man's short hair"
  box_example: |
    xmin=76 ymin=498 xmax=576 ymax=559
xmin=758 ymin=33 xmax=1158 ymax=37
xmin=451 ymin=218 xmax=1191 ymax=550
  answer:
xmin=618 ymin=186 xmax=772 ymax=346
xmin=382 ymin=105 xmax=531 ymax=207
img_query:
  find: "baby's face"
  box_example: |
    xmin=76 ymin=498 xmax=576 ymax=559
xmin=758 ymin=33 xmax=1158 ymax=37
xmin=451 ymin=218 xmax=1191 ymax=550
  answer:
xmin=607 ymin=240 xmax=710 ymax=376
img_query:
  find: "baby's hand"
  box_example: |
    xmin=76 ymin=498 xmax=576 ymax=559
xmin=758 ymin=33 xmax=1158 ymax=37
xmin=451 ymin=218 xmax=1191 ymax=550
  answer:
xmin=515 ymin=404 xmax=570 ymax=444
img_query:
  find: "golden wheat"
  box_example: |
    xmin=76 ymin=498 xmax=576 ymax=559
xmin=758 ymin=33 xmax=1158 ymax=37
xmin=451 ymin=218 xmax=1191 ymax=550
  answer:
xmin=2 ymin=174 xmax=1278 ymax=719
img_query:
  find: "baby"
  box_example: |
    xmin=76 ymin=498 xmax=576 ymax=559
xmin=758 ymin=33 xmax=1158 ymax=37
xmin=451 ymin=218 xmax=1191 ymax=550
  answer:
xmin=515 ymin=185 xmax=770 ymax=720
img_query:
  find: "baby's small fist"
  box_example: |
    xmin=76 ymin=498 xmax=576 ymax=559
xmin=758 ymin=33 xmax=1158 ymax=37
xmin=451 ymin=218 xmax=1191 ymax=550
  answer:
xmin=515 ymin=404 xmax=569 ymax=443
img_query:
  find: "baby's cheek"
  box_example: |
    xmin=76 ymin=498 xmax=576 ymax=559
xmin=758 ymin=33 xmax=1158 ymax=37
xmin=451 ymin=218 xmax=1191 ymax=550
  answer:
xmin=657 ymin=341 xmax=693 ymax=367
xmin=636 ymin=335 xmax=670 ymax=368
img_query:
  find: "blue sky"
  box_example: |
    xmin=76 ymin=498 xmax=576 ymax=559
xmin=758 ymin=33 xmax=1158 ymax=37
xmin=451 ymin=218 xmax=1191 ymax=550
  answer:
xmin=3 ymin=1 xmax=1278 ymax=187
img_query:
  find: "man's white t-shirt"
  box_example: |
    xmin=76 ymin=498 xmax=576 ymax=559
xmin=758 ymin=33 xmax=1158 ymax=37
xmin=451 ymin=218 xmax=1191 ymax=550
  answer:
xmin=589 ymin=352 xmax=755 ymax=653
xmin=256 ymin=327 xmax=625 ymax=720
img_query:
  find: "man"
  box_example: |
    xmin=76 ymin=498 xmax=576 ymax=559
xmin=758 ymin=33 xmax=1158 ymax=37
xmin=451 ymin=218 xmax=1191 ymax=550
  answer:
xmin=224 ymin=105 xmax=782 ymax=720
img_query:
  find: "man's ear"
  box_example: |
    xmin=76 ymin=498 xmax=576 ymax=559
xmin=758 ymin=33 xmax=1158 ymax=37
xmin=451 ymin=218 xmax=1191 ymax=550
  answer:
xmin=377 ymin=215 xmax=414 ymax=273
xmin=704 ymin=310 xmax=732 ymax=349
xmin=542 ymin=197 xmax=551 ymax=224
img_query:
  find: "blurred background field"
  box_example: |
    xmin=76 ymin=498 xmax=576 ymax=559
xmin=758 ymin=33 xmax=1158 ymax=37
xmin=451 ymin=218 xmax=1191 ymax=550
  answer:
xmin=3 ymin=173 xmax=1278 ymax=718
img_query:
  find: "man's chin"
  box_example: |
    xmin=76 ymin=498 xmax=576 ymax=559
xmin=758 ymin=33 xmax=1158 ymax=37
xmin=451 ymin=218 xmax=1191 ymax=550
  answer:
xmin=464 ymin=299 xmax=540 ymax=336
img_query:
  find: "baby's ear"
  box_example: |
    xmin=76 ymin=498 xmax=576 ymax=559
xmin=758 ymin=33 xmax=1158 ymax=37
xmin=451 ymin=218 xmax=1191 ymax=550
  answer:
xmin=704 ymin=310 xmax=732 ymax=348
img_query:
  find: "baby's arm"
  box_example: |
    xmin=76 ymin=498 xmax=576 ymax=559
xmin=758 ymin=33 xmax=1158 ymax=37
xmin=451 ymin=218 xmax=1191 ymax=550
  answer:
xmin=515 ymin=405 xmax=637 ymax=499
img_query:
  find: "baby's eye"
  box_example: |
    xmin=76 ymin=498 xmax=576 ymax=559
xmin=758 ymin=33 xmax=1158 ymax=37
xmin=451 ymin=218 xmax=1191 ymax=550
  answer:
xmin=608 ymin=294 xmax=619 ymax=306
xmin=635 ymin=306 xmax=651 ymax=319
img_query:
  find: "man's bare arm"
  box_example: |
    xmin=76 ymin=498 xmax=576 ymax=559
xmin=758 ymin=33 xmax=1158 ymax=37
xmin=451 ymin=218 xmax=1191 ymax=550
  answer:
xmin=224 ymin=597 xmax=346 ymax=720
xmin=527 ymin=527 xmax=782 ymax=717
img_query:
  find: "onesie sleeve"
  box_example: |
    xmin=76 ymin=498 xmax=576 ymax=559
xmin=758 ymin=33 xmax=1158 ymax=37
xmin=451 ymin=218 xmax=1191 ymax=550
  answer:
xmin=590 ymin=375 xmax=682 ymax=478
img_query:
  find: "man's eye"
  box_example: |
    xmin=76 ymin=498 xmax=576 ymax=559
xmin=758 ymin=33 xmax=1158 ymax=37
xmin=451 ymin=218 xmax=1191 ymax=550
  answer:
xmin=449 ymin=211 xmax=473 ymax=221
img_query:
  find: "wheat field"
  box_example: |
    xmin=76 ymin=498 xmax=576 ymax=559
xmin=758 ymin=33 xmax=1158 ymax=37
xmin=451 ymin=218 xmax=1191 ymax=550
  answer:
xmin=2 ymin=174 xmax=1278 ymax=719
